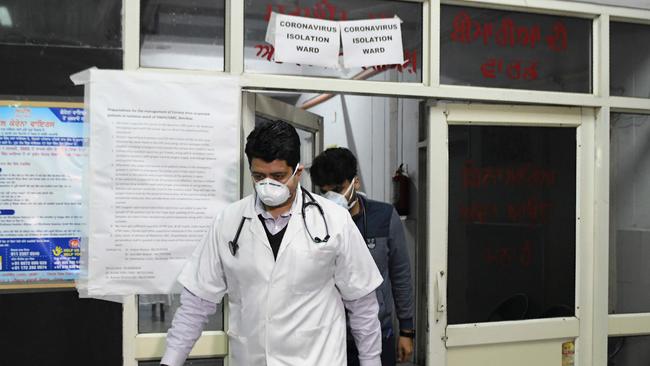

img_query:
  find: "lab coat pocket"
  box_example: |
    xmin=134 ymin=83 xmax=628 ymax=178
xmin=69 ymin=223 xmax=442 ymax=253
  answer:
xmin=295 ymin=324 xmax=328 ymax=360
xmin=292 ymin=248 xmax=336 ymax=294
xmin=227 ymin=330 xmax=249 ymax=366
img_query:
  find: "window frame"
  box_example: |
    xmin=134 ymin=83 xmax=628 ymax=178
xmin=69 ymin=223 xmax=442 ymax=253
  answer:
xmin=427 ymin=102 xmax=594 ymax=365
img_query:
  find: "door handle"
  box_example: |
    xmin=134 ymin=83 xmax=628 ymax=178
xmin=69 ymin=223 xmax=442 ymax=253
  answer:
xmin=434 ymin=270 xmax=446 ymax=322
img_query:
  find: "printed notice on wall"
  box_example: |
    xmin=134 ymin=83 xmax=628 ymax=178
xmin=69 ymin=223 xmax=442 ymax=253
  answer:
xmin=340 ymin=17 xmax=404 ymax=68
xmin=0 ymin=103 xmax=86 ymax=283
xmin=72 ymin=70 xmax=240 ymax=296
xmin=271 ymin=12 xmax=341 ymax=68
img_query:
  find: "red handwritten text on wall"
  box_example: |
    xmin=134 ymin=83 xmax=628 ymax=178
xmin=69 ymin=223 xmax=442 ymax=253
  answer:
xmin=459 ymin=197 xmax=552 ymax=225
xmin=480 ymin=59 xmax=538 ymax=80
xmin=451 ymin=12 xmax=543 ymax=48
xmin=264 ymin=0 xmax=348 ymax=22
xmin=483 ymin=240 xmax=533 ymax=268
xmin=450 ymin=10 xmax=569 ymax=82
xmin=463 ymin=160 xmax=557 ymax=189
xmin=451 ymin=11 xmax=568 ymax=52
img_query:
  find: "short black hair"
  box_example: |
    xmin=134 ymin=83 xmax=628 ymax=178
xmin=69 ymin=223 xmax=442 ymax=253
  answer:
xmin=310 ymin=147 xmax=358 ymax=187
xmin=245 ymin=120 xmax=300 ymax=169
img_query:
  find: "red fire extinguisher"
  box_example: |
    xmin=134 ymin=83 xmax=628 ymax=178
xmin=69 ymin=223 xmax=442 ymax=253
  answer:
xmin=392 ymin=163 xmax=410 ymax=216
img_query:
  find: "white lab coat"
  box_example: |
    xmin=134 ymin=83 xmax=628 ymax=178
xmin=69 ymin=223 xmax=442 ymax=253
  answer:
xmin=178 ymin=188 xmax=383 ymax=366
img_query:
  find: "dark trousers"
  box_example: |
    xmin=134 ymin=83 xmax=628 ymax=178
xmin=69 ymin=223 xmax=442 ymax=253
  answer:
xmin=347 ymin=331 xmax=396 ymax=366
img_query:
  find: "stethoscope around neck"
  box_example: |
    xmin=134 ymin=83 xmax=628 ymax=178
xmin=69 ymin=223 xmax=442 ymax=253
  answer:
xmin=228 ymin=187 xmax=330 ymax=256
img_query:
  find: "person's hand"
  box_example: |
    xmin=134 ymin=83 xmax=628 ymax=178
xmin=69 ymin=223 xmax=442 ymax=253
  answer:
xmin=397 ymin=336 xmax=414 ymax=362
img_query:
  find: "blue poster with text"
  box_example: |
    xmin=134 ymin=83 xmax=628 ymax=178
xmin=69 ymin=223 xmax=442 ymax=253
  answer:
xmin=0 ymin=105 xmax=86 ymax=282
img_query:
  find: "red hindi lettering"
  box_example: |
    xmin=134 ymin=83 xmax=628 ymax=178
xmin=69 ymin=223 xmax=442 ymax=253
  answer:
xmin=498 ymin=247 xmax=514 ymax=265
xmin=265 ymin=0 xmax=346 ymax=21
xmin=459 ymin=203 xmax=498 ymax=223
xmin=474 ymin=22 xmax=494 ymax=45
xmin=506 ymin=61 xmax=522 ymax=79
xmin=481 ymin=58 xmax=497 ymax=79
xmin=264 ymin=4 xmax=279 ymax=21
xmin=546 ymin=21 xmax=568 ymax=52
xmin=451 ymin=11 xmax=472 ymax=43
xmin=255 ymin=44 xmax=275 ymax=61
xmin=315 ymin=0 xmax=338 ymax=20
xmin=507 ymin=197 xmax=553 ymax=224
xmin=516 ymin=25 xmax=541 ymax=48
xmin=496 ymin=18 xmax=515 ymax=47
xmin=523 ymin=61 xmax=539 ymax=80
xmin=404 ymin=49 xmax=418 ymax=74
xmin=520 ymin=240 xmax=533 ymax=267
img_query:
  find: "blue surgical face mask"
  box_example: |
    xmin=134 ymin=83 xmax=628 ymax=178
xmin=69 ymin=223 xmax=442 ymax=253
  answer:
xmin=254 ymin=163 xmax=299 ymax=207
xmin=323 ymin=177 xmax=357 ymax=210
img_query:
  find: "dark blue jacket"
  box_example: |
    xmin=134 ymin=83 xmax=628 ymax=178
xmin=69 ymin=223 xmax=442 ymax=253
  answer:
xmin=352 ymin=195 xmax=414 ymax=334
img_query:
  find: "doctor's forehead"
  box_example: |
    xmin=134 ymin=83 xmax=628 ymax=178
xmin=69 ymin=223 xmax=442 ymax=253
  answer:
xmin=250 ymin=158 xmax=292 ymax=173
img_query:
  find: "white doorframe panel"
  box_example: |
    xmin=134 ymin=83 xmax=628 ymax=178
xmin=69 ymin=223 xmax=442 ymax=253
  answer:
xmin=428 ymin=103 xmax=597 ymax=366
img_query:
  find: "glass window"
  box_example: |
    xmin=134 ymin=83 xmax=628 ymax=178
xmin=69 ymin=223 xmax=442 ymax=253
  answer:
xmin=0 ymin=0 xmax=122 ymax=96
xmin=608 ymin=336 xmax=650 ymax=365
xmin=244 ymin=0 xmax=423 ymax=83
xmin=440 ymin=5 xmax=592 ymax=93
xmin=0 ymin=0 xmax=121 ymax=48
xmin=140 ymin=0 xmax=226 ymax=71
xmin=138 ymin=294 xmax=223 ymax=333
xmin=611 ymin=22 xmax=650 ymax=98
xmin=448 ymin=126 xmax=577 ymax=324
xmin=609 ymin=114 xmax=650 ymax=314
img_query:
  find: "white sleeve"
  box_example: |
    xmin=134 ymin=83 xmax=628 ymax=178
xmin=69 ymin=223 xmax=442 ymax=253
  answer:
xmin=177 ymin=215 xmax=228 ymax=304
xmin=335 ymin=213 xmax=383 ymax=301
xmin=343 ymin=292 xmax=382 ymax=366
xmin=161 ymin=288 xmax=218 ymax=366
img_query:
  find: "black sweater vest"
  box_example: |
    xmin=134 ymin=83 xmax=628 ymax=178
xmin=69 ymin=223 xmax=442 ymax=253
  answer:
xmin=258 ymin=215 xmax=288 ymax=260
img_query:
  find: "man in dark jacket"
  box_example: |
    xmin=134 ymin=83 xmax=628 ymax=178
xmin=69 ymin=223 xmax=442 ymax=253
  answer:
xmin=311 ymin=147 xmax=415 ymax=366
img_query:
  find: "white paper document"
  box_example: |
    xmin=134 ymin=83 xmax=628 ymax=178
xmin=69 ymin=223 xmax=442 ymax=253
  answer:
xmin=340 ymin=17 xmax=405 ymax=68
xmin=74 ymin=70 xmax=240 ymax=296
xmin=272 ymin=13 xmax=341 ymax=68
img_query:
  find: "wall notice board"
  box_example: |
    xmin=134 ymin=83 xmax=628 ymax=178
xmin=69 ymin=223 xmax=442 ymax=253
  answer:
xmin=0 ymin=101 xmax=85 ymax=290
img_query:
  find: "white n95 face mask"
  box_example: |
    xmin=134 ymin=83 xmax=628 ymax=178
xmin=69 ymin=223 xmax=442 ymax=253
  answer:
xmin=254 ymin=164 xmax=299 ymax=207
xmin=324 ymin=177 xmax=357 ymax=210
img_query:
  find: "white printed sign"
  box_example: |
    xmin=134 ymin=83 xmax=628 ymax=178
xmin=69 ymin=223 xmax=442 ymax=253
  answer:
xmin=72 ymin=69 xmax=240 ymax=296
xmin=272 ymin=13 xmax=341 ymax=68
xmin=340 ymin=17 xmax=405 ymax=68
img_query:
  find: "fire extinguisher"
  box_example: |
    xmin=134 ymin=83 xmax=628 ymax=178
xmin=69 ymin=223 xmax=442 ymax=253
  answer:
xmin=392 ymin=163 xmax=410 ymax=216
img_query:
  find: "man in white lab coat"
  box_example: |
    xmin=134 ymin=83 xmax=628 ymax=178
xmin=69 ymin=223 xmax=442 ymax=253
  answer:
xmin=161 ymin=120 xmax=383 ymax=366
